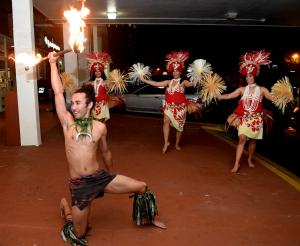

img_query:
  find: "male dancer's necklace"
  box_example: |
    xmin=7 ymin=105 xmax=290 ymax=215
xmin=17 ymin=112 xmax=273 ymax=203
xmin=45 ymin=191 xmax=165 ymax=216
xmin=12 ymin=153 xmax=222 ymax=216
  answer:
xmin=74 ymin=117 xmax=93 ymax=142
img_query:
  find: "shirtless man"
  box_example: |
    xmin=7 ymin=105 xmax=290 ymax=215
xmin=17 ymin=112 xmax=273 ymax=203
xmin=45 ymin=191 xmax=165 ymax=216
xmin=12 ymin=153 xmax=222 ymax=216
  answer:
xmin=48 ymin=52 xmax=165 ymax=246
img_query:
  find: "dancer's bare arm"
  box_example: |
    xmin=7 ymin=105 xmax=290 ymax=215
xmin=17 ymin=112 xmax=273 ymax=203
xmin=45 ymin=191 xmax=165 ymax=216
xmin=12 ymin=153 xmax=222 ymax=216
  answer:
xmin=219 ymin=87 xmax=243 ymax=100
xmin=139 ymin=76 xmax=169 ymax=87
xmin=183 ymin=79 xmax=194 ymax=88
xmin=49 ymin=52 xmax=72 ymax=128
xmin=261 ymin=86 xmax=273 ymax=101
xmin=84 ymin=80 xmax=93 ymax=85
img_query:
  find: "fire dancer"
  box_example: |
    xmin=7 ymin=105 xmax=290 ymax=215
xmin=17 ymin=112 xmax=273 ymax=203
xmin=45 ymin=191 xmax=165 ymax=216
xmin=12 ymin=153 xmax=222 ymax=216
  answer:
xmin=48 ymin=52 xmax=166 ymax=246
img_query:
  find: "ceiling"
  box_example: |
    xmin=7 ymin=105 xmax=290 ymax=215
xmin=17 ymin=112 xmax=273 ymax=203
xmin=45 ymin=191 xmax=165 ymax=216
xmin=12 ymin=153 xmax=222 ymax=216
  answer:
xmin=32 ymin=0 xmax=300 ymax=27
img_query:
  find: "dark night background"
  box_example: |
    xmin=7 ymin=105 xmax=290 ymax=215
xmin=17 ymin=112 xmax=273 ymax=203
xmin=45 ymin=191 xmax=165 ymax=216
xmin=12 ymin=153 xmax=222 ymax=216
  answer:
xmin=107 ymin=25 xmax=300 ymax=80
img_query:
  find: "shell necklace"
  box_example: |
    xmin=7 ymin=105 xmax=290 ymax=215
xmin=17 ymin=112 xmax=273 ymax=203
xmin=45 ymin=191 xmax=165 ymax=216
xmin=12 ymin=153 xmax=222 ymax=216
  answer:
xmin=242 ymin=84 xmax=261 ymax=112
xmin=94 ymin=78 xmax=104 ymax=97
xmin=168 ymin=78 xmax=181 ymax=94
xmin=74 ymin=117 xmax=93 ymax=142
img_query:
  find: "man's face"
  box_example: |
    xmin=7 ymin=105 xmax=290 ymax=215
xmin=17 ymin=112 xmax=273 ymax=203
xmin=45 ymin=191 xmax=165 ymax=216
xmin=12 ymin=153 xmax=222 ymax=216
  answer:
xmin=71 ymin=93 xmax=90 ymax=119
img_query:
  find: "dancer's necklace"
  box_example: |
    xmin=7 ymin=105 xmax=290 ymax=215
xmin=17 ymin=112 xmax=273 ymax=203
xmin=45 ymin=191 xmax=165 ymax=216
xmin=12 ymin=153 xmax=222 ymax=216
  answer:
xmin=248 ymin=83 xmax=256 ymax=88
xmin=243 ymin=85 xmax=260 ymax=112
xmin=74 ymin=117 xmax=93 ymax=142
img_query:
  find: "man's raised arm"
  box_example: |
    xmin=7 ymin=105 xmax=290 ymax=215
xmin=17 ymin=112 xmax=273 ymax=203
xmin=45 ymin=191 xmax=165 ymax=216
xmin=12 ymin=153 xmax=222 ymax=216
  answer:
xmin=48 ymin=52 xmax=71 ymax=127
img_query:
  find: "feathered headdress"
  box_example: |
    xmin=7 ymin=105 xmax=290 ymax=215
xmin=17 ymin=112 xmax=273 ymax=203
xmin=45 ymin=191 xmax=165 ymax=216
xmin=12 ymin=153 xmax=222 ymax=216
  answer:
xmin=165 ymin=50 xmax=189 ymax=73
xmin=239 ymin=50 xmax=271 ymax=76
xmin=86 ymin=52 xmax=112 ymax=73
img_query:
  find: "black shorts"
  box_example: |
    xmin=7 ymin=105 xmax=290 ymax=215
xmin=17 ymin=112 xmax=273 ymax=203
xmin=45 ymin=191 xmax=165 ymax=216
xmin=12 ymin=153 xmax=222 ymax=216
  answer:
xmin=69 ymin=169 xmax=116 ymax=210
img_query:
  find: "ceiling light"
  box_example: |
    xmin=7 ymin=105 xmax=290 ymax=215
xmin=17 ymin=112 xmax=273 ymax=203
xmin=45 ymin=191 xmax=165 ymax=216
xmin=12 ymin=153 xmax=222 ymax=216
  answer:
xmin=225 ymin=12 xmax=238 ymax=20
xmin=107 ymin=11 xmax=117 ymax=19
xmin=260 ymin=18 xmax=266 ymax=22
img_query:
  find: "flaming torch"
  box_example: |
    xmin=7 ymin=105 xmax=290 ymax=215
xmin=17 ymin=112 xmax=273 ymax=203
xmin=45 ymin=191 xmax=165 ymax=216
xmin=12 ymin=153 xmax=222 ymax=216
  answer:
xmin=64 ymin=1 xmax=90 ymax=54
xmin=12 ymin=1 xmax=90 ymax=70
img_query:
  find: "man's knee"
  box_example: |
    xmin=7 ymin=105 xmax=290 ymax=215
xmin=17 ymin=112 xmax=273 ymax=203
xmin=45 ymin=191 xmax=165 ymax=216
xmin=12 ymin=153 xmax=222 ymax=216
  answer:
xmin=138 ymin=181 xmax=147 ymax=193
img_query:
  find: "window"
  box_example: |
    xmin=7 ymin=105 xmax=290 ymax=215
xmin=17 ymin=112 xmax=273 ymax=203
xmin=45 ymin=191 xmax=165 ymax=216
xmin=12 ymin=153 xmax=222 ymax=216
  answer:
xmin=137 ymin=85 xmax=165 ymax=95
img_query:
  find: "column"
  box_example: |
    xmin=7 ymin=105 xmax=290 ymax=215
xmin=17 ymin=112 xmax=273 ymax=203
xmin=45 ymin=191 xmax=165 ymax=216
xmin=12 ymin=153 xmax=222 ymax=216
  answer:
xmin=12 ymin=0 xmax=41 ymax=146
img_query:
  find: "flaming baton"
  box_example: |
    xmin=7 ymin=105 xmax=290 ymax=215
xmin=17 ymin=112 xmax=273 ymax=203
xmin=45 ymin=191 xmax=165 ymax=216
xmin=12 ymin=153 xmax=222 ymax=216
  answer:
xmin=64 ymin=1 xmax=90 ymax=54
xmin=11 ymin=1 xmax=90 ymax=70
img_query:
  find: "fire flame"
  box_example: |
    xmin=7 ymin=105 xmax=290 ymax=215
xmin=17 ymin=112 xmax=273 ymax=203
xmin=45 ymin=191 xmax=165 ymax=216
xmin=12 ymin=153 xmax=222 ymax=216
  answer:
xmin=64 ymin=1 xmax=90 ymax=53
xmin=10 ymin=52 xmax=42 ymax=70
xmin=13 ymin=1 xmax=90 ymax=70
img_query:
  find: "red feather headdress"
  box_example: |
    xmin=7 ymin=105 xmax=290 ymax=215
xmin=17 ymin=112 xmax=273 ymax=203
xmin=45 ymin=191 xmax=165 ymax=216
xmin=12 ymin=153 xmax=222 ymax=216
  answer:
xmin=86 ymin=52 xmax=112 ymax=72
xmin=239 ymin=50 xmax=271 ymax=76
xmin=165 ymin=50 xmax=189 ymax=73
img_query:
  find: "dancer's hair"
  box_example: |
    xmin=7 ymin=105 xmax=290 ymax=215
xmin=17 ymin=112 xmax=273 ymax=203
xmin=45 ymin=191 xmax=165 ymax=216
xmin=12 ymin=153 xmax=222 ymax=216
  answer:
xmin=74 ymin=84 xmax=96 ymax=109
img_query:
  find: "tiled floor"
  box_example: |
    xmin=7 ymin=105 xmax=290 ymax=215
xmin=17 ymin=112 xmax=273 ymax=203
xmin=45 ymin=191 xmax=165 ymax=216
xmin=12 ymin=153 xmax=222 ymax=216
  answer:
xmin=0 ymin=108 xmax=300 ymax=245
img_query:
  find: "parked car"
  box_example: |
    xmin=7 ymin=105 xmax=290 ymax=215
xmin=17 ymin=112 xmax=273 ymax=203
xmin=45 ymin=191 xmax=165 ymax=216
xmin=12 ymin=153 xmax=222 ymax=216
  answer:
xmin=122 ymin=84 xmax=199 ymax=114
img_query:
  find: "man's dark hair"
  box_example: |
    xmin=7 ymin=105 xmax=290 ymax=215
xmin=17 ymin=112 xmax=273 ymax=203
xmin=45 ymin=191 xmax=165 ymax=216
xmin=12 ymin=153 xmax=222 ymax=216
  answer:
xmin=74 ymin=84 xmax=96 ymax=109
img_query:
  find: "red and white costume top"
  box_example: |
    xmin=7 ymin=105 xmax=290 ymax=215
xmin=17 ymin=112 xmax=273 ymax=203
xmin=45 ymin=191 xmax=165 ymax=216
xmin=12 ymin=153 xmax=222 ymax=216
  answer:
xmin=163 ymin=78 xmax=188 ymax=132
